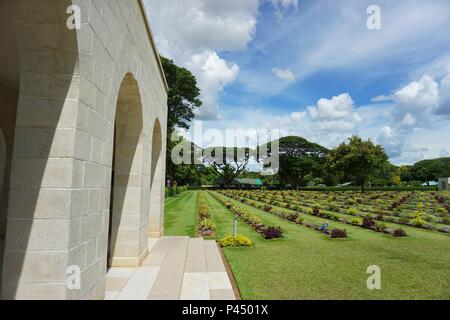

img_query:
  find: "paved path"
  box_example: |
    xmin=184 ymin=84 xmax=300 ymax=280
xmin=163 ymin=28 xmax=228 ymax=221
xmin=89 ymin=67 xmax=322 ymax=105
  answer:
xmin=105 ymin=237 xmax=236 ymax=300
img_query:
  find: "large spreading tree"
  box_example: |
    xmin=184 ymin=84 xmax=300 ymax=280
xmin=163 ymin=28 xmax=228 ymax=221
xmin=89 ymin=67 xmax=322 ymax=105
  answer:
xmin=202 ymin=147 xmax=251 ymax=186
xmin=265 ymin=136 xmax=329 ymax=188
xmin=411 ymin=157 xmax=450 ymax=184
xmin=328 ymin=136 xmax=389 ymax=192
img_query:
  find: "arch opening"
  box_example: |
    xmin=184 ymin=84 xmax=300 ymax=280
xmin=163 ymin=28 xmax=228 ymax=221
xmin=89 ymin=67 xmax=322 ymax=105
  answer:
xmin=108 ymin=73 xmax=144 ymax=268
xmin=148 ymin=119 xmax=164 ymax=237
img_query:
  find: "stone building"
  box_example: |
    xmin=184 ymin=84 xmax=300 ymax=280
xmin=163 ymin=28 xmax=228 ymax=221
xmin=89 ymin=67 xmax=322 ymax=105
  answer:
xmin=0 ymin=0 xmax=168 ymax=299
xmin=438 ymin=178 xmax=450 ymax=191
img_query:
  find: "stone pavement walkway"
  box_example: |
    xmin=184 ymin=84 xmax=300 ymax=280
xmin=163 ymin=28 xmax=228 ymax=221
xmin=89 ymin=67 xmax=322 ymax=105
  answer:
xmin=105 ymin=237 xmax=236 ymax=300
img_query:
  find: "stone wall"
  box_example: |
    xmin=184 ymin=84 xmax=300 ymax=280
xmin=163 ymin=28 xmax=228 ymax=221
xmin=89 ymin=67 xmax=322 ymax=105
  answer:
xmin=438 ymin=178 xmax=450 ymax=191
xmin=0 ymin=0 xmax=168 ymax=300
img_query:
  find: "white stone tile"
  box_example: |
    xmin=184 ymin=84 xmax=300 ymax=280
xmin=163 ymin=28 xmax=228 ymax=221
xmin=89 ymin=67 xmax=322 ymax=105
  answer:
xmin=106 ymin=267 xmax=136 ymax=279
xmin=180 ymin=273 xmax=210 ymax=300
xmin=148 ymin=238 xmax=158 ymax=252
xmin=208 ymin=272 xmax=232 ymax=290
xmin=128 ymin=267 xmax=160 ymax=286
xmin=116 ymin=285 xmax=153 ymax=300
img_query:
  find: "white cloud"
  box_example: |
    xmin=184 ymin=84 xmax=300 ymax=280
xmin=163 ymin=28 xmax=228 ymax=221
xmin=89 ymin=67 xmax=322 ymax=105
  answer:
xmin=145 ymin=0 xmax=259 ymax=56
xmin=307 ymin=93 xmax=357 ymax=121
xmin=371 ymin=95 xmax=394 ymax=103
xmin=440 ymin=148 xmax=450 ymax=157
xmin=272 ymin=68 xmax=295 ymax=82
xmin=394 ymin=75 xmax=439 ymax=113
xmin=438 ymin=73 xmax=450 ymax=115
xmin=144 ymin=0 xmax=259 ymax=120
xmin=368 ymin=66 xmax=450 ymax=163
xmin=187 ymin=52 xmax=239 ymax=120
xmin=262 ymin=93 xmax=362 ymax=147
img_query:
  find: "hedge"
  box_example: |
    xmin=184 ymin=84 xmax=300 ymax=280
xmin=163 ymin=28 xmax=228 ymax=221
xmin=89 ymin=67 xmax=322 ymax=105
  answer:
xmin=165 ymin=186 xmax=189 ymax=198
xmin=295 ymin=186 xmax=438 ymax=192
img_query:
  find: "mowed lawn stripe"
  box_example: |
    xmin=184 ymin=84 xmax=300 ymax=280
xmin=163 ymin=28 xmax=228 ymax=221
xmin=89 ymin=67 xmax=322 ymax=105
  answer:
xmin=206 ymin=191 xmax=450 ymax=300
xmin=164 ymin=190 xmax=198 ymax=237
xmin=203 ymin=191 xmax=262 ymax=241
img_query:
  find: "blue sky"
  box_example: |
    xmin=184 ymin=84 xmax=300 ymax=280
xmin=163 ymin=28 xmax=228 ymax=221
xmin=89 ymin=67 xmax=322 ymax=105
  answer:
xmin=145 ymin=0 xmax=450 ymax=165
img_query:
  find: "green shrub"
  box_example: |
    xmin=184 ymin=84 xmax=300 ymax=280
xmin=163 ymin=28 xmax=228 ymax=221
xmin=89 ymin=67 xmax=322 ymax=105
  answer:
xmin=412 ymin=217 xmax=424 ymax=227
xmin=375 ymin=222 xmax=387 ymax=232
xmin=219 ymin=235 xmax=253 ymax=247
xmin=351 ymin=217 xmax=362 ymax=225
xmin=436 ymin=207 xmax=447 ymax=216
xmin=198 ymin=218 xmax=216 ymax=232
xmin=399 ymin=217 xmax=410 ymax=224
xmin=295 ymin=215 xmax=304 ymax=224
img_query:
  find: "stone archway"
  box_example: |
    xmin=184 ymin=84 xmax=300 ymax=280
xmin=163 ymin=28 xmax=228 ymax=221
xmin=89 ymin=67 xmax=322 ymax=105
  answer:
xmin=148 ymin=119 xmax=164 ymax=238
xmin=108 ymin=73 xmax=147 ymax=267
xmin=0 ymin=0 xmax=80 ymax=299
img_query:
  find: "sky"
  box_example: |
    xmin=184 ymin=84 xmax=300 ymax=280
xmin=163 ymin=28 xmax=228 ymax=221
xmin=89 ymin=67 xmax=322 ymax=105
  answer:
xmin=144 ymin=0 xmax=450 ymax=165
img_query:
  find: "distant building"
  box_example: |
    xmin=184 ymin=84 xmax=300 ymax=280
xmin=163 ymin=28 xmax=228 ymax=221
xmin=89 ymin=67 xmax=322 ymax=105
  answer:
xmin=337 ymin=182 xmax=353 ymax=187
xmin=438 ymin=178 xmax=450 ymax=191
xmin=422 ymin=181 xmax=439 ymax=187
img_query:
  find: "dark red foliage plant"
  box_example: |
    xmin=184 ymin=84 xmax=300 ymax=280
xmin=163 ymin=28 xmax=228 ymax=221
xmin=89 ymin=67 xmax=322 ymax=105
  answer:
xmin=261 ymin=226 xmax=283 ymax=239
xmin=331 ymin=228 xmax=348 ymax=238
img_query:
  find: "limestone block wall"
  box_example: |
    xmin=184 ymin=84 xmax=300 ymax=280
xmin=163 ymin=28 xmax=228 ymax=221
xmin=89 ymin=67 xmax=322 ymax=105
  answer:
xmin=438 ymin=178 xmax=450 ymax=191
xmin=0 ymin=0 xmax=168 ymax=300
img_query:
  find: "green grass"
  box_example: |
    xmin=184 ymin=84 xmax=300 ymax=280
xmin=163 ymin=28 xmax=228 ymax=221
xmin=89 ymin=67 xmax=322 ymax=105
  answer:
xmin=164 ymin=191 xmax=198 ymax=237
xmin=165 ymin=191 xmax=450 ymax=300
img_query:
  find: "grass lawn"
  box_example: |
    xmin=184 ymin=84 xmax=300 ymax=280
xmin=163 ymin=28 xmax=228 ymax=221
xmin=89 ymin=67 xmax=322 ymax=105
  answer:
xmin=165 ymin=190 xmax=450 ymax=300
xmin=164 ymin=191 xmax=198 ymax=237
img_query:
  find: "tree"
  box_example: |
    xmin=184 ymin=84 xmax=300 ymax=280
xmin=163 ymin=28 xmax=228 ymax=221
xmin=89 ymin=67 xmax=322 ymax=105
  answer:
xmin=398 ymin=165 xmax=413 ymax=182
xmin=203 ymin=147 xmax=251 ymax=186
xmin=391 ymin=175 xmax=402 ymax=186
xmin=265 ymin=136 xmax=329 ymax=188
xmin=411 ymin=157 xmax=450 ymax=183
xmin=327 ymin=136 xmax=389 ymax=192
xmin=167 ymin=133 xmax=202 ymax=183
xmin=160 ymin=56 xmax=202 ymax=132
xmin=160 ymin=56 xmax=202 ymax=183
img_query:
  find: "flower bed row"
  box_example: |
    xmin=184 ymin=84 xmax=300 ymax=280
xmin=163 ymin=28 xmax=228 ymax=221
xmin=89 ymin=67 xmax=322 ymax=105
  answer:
xmin=221 ymin=190 xmax=407 ymax=238
xmin=218 ymin=191 xmax=348 ymax=239
xmin=278 ymin=189 xmax=448 ymax=226
xmin=432 ymin=192 xmax=450 ymax=215
xmin=245 ymin=190 xmax=450 ymax=233
xmin=208 ymin=191 xmax=283 ymax=239
xmin=197 ymin=191 xmax=216 ymax=237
